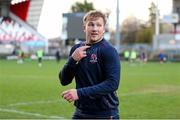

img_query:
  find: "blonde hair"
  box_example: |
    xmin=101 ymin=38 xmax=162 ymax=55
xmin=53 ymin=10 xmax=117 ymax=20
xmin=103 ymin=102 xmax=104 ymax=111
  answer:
xmin=83 ymin=10 xmax=107 ymax=25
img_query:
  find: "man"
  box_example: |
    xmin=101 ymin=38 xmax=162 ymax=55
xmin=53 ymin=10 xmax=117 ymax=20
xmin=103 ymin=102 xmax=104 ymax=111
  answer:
xmin=55 ymin=49 xmax=61 ymax=63
xmin=59 ymin=10 xmax=120 ymax=119
xmin=124 ymin=50 xmax=130 ymax=62
xmin=36 ymin=49 xmax=43 ymax=67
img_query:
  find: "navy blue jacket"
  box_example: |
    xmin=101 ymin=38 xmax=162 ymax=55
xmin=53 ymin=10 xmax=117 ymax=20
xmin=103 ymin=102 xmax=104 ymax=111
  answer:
xmin=59 ymin=39 xmax=120 ymax=115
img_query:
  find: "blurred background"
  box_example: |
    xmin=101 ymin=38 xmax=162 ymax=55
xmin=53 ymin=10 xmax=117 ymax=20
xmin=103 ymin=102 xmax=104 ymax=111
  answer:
xmin=0 ymin=0 xmax=180 ymax=61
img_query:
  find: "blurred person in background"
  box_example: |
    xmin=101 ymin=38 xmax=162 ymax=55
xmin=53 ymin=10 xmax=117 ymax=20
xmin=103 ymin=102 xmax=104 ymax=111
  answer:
xmin=124 ymin=49 xmax=130 ymax=62
xmin=59 ymin=10 xmax=121 ymax=119
xmin=55 ymin=49 xmax=61 ymax=63
xmin=159 ymin=51 xmax=167 ymax=64
xmin=17 ymin=48 xmax=24 ymax=64
xmin=140 ymin=51 xmax=147 ymax=63
xmin=36 ymin=49 xmax=44 ymax=67
xmin=130 ymin=49 xmax=137 ymax=63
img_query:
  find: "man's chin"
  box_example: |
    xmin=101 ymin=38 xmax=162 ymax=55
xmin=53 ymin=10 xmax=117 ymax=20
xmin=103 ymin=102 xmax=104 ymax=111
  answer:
xmin=91 ymin=37 xmax=99 ymax=41
xmin=89 ymin=38 xmax=102 ymax=44
xmin=90 ymin=39 xmax=98 ymax=43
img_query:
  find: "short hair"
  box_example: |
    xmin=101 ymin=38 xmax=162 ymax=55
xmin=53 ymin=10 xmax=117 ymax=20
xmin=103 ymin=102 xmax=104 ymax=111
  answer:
xmin=83 ymin=10 xmax=107 ymax=25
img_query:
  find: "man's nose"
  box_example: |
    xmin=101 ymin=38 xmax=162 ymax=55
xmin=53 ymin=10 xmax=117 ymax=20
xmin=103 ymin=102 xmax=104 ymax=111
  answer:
xmin=92 ymin=26 xmax=98 ymax=31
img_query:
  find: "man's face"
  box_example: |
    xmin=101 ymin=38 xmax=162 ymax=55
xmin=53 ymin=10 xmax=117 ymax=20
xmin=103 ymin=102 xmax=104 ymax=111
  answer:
xmin=83 ymin=17 xmax=105 ymax=44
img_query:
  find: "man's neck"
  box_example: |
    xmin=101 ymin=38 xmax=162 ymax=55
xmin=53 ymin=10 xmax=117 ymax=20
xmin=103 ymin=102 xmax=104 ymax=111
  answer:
xmin=86 ymin=37 xmax=103 ymax=45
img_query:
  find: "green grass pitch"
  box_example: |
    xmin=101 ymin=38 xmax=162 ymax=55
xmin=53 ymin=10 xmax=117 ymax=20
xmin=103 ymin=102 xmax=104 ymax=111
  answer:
xmin=0 ymin=59 xmax=180 ymax=119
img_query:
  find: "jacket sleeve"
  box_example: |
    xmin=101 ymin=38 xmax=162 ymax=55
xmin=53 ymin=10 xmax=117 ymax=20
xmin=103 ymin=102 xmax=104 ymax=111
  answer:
xmin=77 ymin=47 xmax=121 ymax=98
xmin=59 ymin=46 xmax=78 ymax=86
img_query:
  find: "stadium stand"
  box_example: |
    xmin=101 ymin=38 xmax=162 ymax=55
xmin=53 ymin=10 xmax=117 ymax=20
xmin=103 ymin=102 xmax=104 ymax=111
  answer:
xmin=0 ymin=16 xmax=40 ymax=43
xmin=0 ymin=0 xmax=48 ymax=56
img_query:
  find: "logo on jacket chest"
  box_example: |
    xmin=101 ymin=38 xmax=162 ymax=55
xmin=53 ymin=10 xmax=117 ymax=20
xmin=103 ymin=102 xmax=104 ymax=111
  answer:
xmin=89 ymin=54 xmax=97 ymax=63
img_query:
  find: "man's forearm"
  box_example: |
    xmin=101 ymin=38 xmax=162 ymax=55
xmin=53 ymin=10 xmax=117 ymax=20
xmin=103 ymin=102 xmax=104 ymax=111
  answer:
xmin=59 ymin=57 xmax=77 ymax=85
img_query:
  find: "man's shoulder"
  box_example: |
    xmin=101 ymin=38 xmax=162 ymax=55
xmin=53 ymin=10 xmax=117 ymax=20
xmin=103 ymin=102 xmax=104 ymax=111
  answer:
xmin=100 ymin=39 xmax=115 ymax=50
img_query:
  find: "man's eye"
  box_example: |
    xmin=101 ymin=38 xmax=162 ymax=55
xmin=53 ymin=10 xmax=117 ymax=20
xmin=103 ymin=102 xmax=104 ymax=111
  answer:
xmin=88 ymin=23 xmax=94 ymax=26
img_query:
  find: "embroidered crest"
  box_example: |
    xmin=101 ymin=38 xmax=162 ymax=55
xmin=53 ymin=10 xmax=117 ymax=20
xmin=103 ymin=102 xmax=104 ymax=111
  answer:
xmin=90 ymin=54 xmax=97 ymax=63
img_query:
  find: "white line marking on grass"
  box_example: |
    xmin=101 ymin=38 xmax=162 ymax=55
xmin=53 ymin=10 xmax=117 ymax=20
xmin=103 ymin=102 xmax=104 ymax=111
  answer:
xmin=7 ymin=99 xmax=64 ymax=107
xmin=0 ymin=108 xmax=64 ymax=119
xmin=5 ymin=75 xmax=54 ymax=79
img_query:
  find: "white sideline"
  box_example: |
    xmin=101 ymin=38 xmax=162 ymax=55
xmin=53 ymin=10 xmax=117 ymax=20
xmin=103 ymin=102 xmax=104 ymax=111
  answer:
xmin=7 ymin=99 xmax=64 ymax=107
xmin=0 ymin=108 xmax=64 ymax=119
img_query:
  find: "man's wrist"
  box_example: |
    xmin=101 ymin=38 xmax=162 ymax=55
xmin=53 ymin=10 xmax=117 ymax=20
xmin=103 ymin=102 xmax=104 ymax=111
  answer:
xmin=77 ymin=88 xmax=83 ymax=99
xmin=68 ymin=57 xmax=78 ymax=65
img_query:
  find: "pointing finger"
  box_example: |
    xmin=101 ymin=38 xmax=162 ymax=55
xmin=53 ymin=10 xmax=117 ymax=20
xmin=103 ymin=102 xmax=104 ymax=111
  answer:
xmin=79 ymin=46 xmax=90 ymax=50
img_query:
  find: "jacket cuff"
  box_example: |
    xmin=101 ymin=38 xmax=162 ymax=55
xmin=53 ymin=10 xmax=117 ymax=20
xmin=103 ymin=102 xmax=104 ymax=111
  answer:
xmin=77 ymin=88 xmax=83 ymax=99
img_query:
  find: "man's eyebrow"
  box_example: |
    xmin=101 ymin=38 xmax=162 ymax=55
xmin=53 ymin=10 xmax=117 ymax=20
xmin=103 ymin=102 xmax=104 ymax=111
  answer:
xmin=88 ymin=21 xmax=94 ymax=23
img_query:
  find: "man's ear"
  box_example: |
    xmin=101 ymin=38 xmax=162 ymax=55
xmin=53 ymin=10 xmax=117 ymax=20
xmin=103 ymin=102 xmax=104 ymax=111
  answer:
xmin=83 ymin=25 xmax=86 ymax=32
xmin=103 ymin=28 xmax=105 ymax=33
